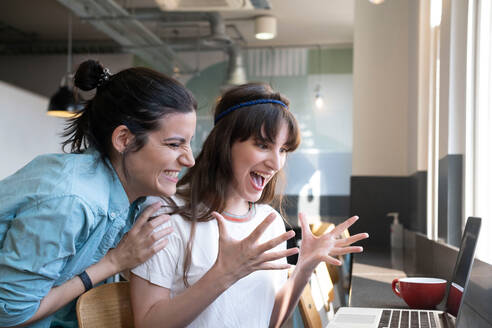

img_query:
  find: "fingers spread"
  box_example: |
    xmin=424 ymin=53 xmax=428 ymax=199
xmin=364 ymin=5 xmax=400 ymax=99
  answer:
xmin=257 ymin=230 xmax=295 ymax=254
xmin=331 ymin=215 xmax=359 ymax=237
xmin=298 ymin=212 xmax=311 ymax=239
xmin=331 ymin=246 xmax=364 ymax=256
xmin=246 ymin=212 xmax=277 ymax=243
xmin=323 ymin=256 xmax=343 ymax=266
xmin=257 ymin=262 xmax=292 ymax=271
xmin=336 ymin=232 xmax=369 ymax=247
xmin=260 ymin=248 xmax=299 ymax=263
xmin=211 ymin=211 xmax=229 ymax=240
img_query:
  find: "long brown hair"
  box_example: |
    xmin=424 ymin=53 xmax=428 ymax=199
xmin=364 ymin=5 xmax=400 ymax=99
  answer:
xmin=171 ymin=82 xmax=300 ymax=287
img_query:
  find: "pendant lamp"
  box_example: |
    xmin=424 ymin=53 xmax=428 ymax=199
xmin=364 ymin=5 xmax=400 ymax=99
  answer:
xmin=47 ymin=13 xmax=83 ymax=118
xmin=255 ymin=16 xmax=277 ymax=40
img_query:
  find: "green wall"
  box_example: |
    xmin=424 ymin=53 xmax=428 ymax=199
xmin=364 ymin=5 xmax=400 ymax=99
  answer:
xmin=184 ymin=47 xmax=354 ymax=196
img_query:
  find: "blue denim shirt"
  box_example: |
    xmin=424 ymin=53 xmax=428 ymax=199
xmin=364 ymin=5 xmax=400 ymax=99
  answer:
xmin=0 ymin=149 xmax=143 ymax=328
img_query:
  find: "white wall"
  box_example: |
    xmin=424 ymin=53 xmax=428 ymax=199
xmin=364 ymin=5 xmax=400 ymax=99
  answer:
xmin=0 ymin=81 xmax=65 ymax=179
xmin=352 ymin=0 xmax=410 ymax=176
xmin=407 ymin=0 xmax=420 ymax=175
xmin=0 ymin=53 xmax=135 ymax=180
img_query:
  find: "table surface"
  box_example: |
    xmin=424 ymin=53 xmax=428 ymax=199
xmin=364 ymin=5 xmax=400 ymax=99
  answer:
xmin=349 ymin=249 xmax=409 ymax=308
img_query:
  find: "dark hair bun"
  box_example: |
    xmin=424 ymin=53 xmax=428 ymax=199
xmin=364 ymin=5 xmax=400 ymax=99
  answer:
xmin=74 ymin=60 xmax=105 ymax=91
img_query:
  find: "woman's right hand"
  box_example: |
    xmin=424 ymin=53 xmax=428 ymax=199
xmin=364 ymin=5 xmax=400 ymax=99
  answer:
xmin=211 ymin=212 xmax=299 ymax=287
xmin=106 ymin=202 xmax=173 ymax=273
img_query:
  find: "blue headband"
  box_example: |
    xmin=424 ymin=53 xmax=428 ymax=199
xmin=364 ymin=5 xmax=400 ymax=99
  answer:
xmin=214 ymin=99 xmax=288 ymax=124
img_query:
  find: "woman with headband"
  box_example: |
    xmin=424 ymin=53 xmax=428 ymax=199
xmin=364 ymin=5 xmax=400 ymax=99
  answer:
xmin=130 ymin=83 xmax=369 ymax=327
xmin=0 ymin=60 xmax=197 ymax=327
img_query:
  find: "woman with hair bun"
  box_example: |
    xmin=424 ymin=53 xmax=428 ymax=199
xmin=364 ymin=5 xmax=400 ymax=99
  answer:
xmin=0 ymin=60 xmax=197 ymax=327
xmin=130 ymin=83 xmax=369 ymax=327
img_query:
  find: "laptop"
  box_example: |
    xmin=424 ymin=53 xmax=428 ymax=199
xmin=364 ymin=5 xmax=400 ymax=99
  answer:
xmin=327 ymin=217 xmax=481 ymax=328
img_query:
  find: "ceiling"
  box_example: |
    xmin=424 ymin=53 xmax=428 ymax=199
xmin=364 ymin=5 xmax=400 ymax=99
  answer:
xmin=0 ymin=0 xmax=354 ymax=47
xmin=0 ymin=0 xmax=354 ymax=73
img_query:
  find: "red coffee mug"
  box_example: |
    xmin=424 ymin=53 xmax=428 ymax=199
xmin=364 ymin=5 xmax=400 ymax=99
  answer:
xmin=391 ymin=277 xmax=447 ymax=309
xmin=446 ymin=282 xmax=464 ymax=317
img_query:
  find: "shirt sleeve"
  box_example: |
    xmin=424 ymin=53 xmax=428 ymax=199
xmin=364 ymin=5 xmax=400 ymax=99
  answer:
xmin=0 ymin=195 xmax=93 ymax=327
xmin=131 ymin=218 xmax=182 ymax=289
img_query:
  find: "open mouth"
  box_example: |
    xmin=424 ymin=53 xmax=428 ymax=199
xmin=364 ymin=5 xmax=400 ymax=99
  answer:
xmin=162 ymin=170 xmax=179 ymax=183
xmin=250 ymin=171 xmax=268 ymax=190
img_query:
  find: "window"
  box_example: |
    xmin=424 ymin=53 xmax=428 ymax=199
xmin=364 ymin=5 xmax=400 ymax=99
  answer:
xmin=467 ymin=0 xmax=492 ymax=264
xmin=427 ymin=0 xmax=442 ymax=241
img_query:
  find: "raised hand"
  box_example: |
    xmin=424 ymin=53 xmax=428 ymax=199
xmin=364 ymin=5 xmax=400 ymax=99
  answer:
xmin=106 ymin=202 xmax=173 ymax=272
xmin=211 ymin=211 xmax=299 ymax=285
xmin=296 ymin=213 xmax=369 ymax=272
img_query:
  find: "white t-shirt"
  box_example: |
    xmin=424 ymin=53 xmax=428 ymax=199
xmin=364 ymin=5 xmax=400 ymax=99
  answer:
xmin=131 ymin=196 xmax=288 ymax=328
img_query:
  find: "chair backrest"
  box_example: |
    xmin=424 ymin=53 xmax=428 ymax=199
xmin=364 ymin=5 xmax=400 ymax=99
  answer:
xmin=76 ymin=281 xmax=134 ymax=328
xmin=312 ymin=262 xmax=335 ymax=312
xmin=295 ymin=262 xmax=335 ymax=328
xmin=298 ymin=274 xmax=323 ymax=328
xmin=310 ymin=222 xmax=334 ymax=237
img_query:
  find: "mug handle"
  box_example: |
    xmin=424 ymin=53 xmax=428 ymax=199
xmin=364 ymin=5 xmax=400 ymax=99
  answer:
xmin=392 ymin=278 xmax=401 ymax=298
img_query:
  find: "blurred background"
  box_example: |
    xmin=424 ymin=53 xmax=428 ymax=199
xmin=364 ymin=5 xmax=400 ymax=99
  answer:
xmin=1 ymin=0 xmax=492 ymax=265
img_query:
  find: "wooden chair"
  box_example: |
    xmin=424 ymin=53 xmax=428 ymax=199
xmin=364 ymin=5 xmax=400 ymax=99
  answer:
xmin=76 ymin=281 xmax=134 ymax=328
xmin=309 ymin=222 xmax=334 ymax=237
xmin=298 ymin=274 xmax=322 ymax=328
xmin=294 ymin=262 xmax=335 ymax=328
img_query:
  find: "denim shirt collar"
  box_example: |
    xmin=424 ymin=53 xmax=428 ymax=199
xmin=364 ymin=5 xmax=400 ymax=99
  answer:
xmin=91 ymin=150 xmax=128 ymax=222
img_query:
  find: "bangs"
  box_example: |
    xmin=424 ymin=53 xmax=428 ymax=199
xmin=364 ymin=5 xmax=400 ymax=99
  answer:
xmin=231 ymin=104 xmax=300 ymax=151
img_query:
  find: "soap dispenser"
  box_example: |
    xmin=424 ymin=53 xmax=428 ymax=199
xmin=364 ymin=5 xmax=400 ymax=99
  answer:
xmin=387 ymin=212 xmax=403 ymax=249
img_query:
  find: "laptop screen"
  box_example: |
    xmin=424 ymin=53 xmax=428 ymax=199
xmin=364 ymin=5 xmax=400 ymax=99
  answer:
xmin=456 ymin=258 xmax=492 ymax=327
xmin=445 ymin=217 xmax=481 ymax=318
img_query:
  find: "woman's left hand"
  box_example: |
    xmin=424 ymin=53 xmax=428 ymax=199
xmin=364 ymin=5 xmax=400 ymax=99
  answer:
xmin=106 ymin=202 xmax=173 ymax=273
xmin=295 ymin=213 xmax=369 ymax=272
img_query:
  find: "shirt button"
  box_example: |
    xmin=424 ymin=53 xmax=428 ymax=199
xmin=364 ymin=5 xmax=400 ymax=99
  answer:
xmin=110 ymin=212 xmax=117 ymax=219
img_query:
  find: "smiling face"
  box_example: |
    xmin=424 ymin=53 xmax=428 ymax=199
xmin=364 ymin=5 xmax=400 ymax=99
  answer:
xmin=227 ymin=121 xmax=289 ymax=209
xmin=119 ymin=111 xmax=196 ymax=202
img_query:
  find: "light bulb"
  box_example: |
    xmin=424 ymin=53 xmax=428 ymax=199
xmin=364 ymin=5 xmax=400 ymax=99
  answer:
xmin=255 ymin=16 xmax=277 ymax=40
xmin=315 ymin=94 xmax=324 ymax=109
xmin=369 ymin=0 xmax=385 ymax=4
xmin=255 ymin=32 xmax=275 ymax=40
